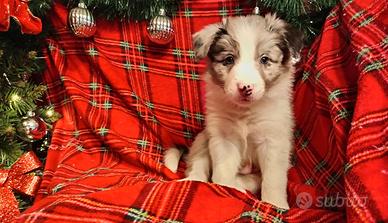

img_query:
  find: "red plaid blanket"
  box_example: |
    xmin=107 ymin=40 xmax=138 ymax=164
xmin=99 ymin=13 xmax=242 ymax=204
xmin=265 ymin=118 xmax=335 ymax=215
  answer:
xmin=18 ymin=0 xmax=387 ymax=222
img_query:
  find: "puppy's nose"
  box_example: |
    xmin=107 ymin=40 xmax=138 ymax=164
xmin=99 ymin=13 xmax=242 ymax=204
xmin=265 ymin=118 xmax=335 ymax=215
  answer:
xmin=238 ymin=84 xmax=253 ymax=97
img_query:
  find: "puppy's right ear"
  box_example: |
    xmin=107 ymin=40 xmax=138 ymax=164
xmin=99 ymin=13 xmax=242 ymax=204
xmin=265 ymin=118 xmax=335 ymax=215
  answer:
xmin=192 ymin=23 xmax=224 ymax=60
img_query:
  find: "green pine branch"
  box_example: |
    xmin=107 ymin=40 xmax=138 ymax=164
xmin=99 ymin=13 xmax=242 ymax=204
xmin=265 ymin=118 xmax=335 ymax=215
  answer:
xmin=0 ymin=1 xmax=56 ymax=168
xmin=28 ymin=0 xmax=53 ymax=17
xmin=249 ymin=0 xmax=339 ymax=42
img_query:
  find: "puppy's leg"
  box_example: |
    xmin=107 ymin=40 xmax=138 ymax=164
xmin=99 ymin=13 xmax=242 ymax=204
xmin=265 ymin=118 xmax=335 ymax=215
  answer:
xmin=236 ymin=174 xmax=261 ymax=194
xmin=209 ymin=137 xmax=244 ymax=192
xmin=184 ymin=131 xmax=210 ymax=182
xmin=257 ymin=136 xmax=291 ymax=209
xmin=164 ymin=147 xmax=183 ymax=173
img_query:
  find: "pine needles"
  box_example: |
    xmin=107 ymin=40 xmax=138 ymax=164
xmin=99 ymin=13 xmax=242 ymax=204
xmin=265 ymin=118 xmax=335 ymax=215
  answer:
xmin=252 ymin=0 xmax=339 ymax=42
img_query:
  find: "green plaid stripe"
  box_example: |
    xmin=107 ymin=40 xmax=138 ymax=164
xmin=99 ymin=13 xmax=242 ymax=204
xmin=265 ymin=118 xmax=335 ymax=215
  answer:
xmin=76 ymin=144 xmax=84 ymax=151
xmin=181 ymin=110 xmax=189 ymax=119
xmin=293 ymin=129 xmax=301 ymax=139
xmin=358 ymin=16 xmax=374 ymax=27
xmin=102 ymin=100 xmax=112 ymax=109
xmin=131 ymin=92 xmax=139 ymax=100
xmin=88 ymin=47 xmax=98 ymax=57
xmin=181 ymin=110 xmax=204 ymax=122
xmin=136 ymin=44 xmax=145 ymax=52
xmin=51 ymin=183 xmax=64 ymax=193
xmin=328 ymin=89 xmax=342 ymax=102
xmin=104 ymin=84 xmax=111 ymax=91
xmin=305 ymin=178 xmax=314 ymax=185
xmin=234 ymin=5 xmax=242 ymax=15
xmin=89 ymin=82 xmax=99 ymax=91
xmin=48 ymin=42 xmax=55 ymax=51
xmin=342 ymin=0 xmax=354 ymax=8
xmin=183 ymin=129 xmax=192 ymax=139
xmin=194 ymin=112 xmax=204 ymax=122
xmin=190 ymin=70 xmax=200 ymax=80
xmin=120 ymin=41 xmax=130 ymax=49
xmin=356 ymin=47 xmax=370 ymax=62
xmin=272 ymin=216 xmax=284 ymax=223
xmin=314 ymin=160 xmax=327 ymax=172
xmin=137 ymin=139 xmax=149 ymax=149
xmin=73 ymin=130 xmax=80 ymax=137
xmin=90 ymin=100 xmax=97 ymax=107
xmin=363 ymin=61 xmax=384 ymax=73
xmin=184 ymin=7 xmax=192 ymax=17
xmin=173 ymin=48 xmax=182 ymax=57
xmin=124 ymin=61 xmax=132 ymax=70
xmin=188 ymin=50 xmax=195 ymax=59
xmin=126 ymin=208 xmax=149 ymax=222
xmin=337 ymin=108 xmax=350 ymax=120
xmin=219 ymin=6 xmax=228 ymax=16
xmin=301 ymin=139 xmax=309 ymax=150
xmin=98 ymin=127 xmax=109 ymax=136
xmin=350 ymin=10 xmax=364 ymax=21
xmin=145 ymin=101 xmax=154 ymax=109
xmin=240 ymin=211 xmax=262 ymax=222
xmin=164 ymin=220 xmax=183 ymax=223
xmin=151 ymin=116 xmax=158 ymax=123
xmin=176 ymin=69 xmax=184 ymax=78
xmin=302 ymin=71 xmax=311 ymax=81
xmin=382 ymin=36 xmax=388 ymax=46
xmin=327 ymin=172 xmax=341 ymax=188
xmin=344 ymin=163 xmax=352 ymax=174
xmin=139 ymin=63 xmax=148 ymax=72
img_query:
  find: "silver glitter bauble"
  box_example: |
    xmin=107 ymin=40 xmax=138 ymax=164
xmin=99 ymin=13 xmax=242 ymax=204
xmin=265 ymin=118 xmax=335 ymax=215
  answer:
xmin=147 ymin=8 xmax=174 ymax=44
xmin=68 ymin=2 xmax=96 ymax=38
xmin=17 ymin=111 xmax=47 ymax=142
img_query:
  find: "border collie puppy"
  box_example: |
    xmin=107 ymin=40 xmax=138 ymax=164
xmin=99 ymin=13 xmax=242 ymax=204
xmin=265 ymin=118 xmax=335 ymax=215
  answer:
xmin=165 ymin=14 xmax=303 ymax=209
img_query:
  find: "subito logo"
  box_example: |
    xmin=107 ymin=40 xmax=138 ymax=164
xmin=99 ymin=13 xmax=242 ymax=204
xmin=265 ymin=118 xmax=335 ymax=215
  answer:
xmin=296 ymin=192 xmax=313 ymax=209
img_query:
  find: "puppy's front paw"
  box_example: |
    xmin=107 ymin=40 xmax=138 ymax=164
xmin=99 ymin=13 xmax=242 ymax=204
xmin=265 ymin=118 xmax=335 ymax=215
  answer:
xmin=262 ymin=196 xmax=289 ymax=210
xmin=164 ymin=147 xmax=182 ymax=173
xmin=261 ymin=176 xmax=289 ymax=209
xmin=213 ymin=179 xmax=246 ymax=193
xmin=180 ymin=174 xmax=208 ymax=182
xmin=179 ymin=177 xmax=207 ymax=182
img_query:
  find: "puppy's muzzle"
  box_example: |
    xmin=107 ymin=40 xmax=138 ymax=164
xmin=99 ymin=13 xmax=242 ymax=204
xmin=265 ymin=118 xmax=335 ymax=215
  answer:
xmin=238 ymin=84 xmax=253 ymax=98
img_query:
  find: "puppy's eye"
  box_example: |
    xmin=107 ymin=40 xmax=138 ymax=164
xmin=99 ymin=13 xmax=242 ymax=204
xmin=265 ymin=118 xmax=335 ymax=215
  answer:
xmin=223 ymin=56 xmax=234 ymax=66
xmin=260 ymin=56 xmax=269 ymax=65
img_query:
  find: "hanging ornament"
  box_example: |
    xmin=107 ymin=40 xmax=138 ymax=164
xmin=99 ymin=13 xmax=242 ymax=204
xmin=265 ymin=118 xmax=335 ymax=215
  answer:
xmin=68 ymin=1 xmax=96 ymax=38
xmin=252 ymin=6 xmax=260 ymax=15
xmin=252 ymin=0 xmax=261 ymax=15
xmin=147 ymin=8 xmax=174 ymax=45
xmin=17 ymin=111 xmax=47 ymax=142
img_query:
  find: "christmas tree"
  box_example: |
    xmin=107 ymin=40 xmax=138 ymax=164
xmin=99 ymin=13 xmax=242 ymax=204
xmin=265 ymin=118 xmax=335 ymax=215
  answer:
xmin=0 ymin=0 xmax=338 ymax=215
xmin=0 ymin=1 xmax=59 ymax=167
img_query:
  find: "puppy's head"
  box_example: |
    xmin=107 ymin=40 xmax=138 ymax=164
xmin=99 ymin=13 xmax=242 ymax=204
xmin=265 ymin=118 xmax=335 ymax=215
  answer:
xmin=193 ymin=14 xmax=303 ymax=106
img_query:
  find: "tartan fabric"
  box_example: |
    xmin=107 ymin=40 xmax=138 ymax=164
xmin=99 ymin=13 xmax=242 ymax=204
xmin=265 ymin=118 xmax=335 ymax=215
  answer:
xmin=17 ymin=0 xmax=387 ymax=222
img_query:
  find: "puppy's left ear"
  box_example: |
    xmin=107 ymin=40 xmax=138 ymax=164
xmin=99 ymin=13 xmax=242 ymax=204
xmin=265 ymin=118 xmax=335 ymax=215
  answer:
xmin=192 ymin=23 xmax=224 ymax=60
xmin=284 ymin=24 xmax=304 ymax=63
xmin=264 ymin=13 xmax=304 ymax=64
